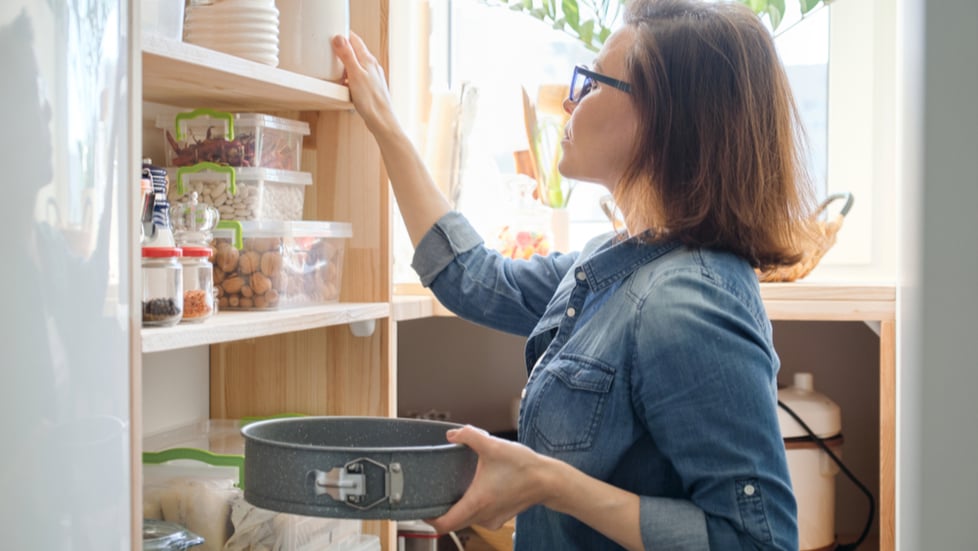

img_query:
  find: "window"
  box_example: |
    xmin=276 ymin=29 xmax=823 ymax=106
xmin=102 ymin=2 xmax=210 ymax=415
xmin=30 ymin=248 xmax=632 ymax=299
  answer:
xmin=390 ymin=0 xmax=897 ymax=283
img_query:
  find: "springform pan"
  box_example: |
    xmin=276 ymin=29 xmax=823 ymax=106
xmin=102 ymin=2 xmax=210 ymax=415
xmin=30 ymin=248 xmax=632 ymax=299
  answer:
xmin=241 ymin=416 xmax=477 ymax=520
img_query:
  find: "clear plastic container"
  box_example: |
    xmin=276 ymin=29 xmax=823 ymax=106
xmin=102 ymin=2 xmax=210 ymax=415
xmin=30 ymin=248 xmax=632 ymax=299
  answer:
xmin=180 ymin=246 xmax=216 ymax=323
xmin=157 ymin=109 xmax=311 ymax=170
xmin=142 ymin=247 xmax=184 ymax=327
xmin=212 ymin=220 xmax=352 ymax=310
xmin=168 ymin=164 xmax=312 ymax=221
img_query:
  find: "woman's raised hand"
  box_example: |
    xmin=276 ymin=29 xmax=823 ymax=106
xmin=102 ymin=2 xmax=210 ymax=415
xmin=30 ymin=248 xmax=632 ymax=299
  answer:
xmin=331 ymin=33 xmax=399 ymax=135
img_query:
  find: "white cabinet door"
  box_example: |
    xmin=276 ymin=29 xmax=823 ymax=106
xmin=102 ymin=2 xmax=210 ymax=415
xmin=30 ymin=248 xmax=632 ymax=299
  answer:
xmin=0 ymin=1 xmax=132 ymax=548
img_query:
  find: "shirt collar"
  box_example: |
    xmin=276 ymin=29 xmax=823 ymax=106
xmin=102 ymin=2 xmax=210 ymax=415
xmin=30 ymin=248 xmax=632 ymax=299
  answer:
xmin=579 ymin=232 xmax=682 ymax=290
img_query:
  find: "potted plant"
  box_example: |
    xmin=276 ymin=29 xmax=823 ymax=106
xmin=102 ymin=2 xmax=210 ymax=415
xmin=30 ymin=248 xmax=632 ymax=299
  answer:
xmin=481 ymin=0 xmax=833 ymax=50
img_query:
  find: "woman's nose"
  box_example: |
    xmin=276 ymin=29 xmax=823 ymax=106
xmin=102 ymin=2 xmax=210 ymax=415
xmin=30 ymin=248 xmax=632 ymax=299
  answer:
xmin=563 ymin=97 xmax=575 ymax=114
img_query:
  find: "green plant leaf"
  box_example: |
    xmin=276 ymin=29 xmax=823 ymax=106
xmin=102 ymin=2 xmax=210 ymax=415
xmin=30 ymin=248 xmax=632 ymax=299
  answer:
xmin=766 ymin=0 xmax=785 ymax=29
xmin=562 ymin=0 xmax=580 ymax=29
xmin=748 ymin=0 xmax=768 ymax=13
xmin=799 ymin=0 xmax=822 ymax=14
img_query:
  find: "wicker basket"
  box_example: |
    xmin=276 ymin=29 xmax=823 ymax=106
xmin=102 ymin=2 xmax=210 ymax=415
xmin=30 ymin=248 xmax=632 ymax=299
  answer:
xmin=757 ymin=192 xmax=854 ymax=283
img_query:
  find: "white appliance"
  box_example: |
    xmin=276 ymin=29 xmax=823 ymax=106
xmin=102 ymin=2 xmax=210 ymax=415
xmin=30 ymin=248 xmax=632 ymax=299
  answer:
xmin=0 ymin=1 xmax=133 ymax=549
xmin=778 ymin=373 xmax=843 ymax=551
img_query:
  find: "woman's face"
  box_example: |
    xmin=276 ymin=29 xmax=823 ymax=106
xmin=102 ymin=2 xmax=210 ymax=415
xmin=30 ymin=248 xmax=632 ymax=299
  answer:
xmin=559 ymin=27 xmax=639 ymax=190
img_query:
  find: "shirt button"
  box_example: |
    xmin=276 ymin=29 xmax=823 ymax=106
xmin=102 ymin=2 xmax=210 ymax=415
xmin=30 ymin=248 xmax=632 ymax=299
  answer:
xmin=520 ymin=388 xmax=527 ymax=399
xmin=566 ymin=307 xmax=576 ymax=318
xmin=576 ymin=270 xmax=586 ymax=281
xmin=743 ymin=484 xmax=756 ymax=496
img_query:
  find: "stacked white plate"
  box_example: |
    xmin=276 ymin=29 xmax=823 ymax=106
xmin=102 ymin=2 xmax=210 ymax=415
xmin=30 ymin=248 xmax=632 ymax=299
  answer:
xmin=183 ymin=0 xmax=280 ymax=66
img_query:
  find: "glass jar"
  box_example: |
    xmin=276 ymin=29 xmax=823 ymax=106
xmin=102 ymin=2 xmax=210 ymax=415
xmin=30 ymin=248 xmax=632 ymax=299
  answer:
xmin=142 ymin=247 xmax=183 ymax=327
xmin=179 ymin=246 xmax=215 ymax=323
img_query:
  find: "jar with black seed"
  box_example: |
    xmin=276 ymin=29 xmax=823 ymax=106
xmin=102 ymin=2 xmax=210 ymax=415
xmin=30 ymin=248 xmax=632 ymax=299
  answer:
xmin=142 ymin=247 xmax=184 ymax=327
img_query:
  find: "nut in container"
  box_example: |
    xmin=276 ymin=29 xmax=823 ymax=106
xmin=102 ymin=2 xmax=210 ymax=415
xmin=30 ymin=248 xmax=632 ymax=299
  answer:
xmin=212 ymin=220 xmax=351 ymax=310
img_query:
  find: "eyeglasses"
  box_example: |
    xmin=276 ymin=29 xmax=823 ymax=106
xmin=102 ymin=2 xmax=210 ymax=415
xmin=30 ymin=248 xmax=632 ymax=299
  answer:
xmin=569 ymin=65 xmax=632 ymax=102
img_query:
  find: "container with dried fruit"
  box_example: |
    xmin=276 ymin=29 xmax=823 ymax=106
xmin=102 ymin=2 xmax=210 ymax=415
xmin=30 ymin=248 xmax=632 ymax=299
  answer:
xmin=157 ymin=109 xmax=310 ymax=171
xmin=142 ymin=247 xmax=184 ymax=327
xmin=179 ymin=246 xmax=216 ymax=323
xmin=212 ymin=220 xmax=352 ymax=310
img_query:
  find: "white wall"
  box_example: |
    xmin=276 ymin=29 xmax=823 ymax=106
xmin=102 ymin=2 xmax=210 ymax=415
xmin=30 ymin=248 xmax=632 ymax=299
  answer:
xmin=897 ymin=0 xmax=978 ymax=549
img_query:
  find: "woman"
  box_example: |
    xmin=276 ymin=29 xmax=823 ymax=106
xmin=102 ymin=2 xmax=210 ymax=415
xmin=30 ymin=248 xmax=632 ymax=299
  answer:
xmin=333 ymin=0 xmax=813 ymax=548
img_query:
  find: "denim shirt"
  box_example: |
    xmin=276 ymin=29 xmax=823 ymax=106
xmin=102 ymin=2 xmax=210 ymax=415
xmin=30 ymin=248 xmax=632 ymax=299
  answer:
xmin=412 ymin=212 xmax=797 ymax=550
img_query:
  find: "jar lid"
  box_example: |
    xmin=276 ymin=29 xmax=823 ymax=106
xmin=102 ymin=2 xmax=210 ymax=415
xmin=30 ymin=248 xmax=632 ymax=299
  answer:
xmin=142 ymin=246 xmax=183 ymax=258
xmin=180 ymin=246 xmax=212 ymax=258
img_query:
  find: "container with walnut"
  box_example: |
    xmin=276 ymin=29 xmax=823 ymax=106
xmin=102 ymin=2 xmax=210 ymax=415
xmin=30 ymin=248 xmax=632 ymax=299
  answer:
xmin=211 ymin=220 xmax=352 ymax=310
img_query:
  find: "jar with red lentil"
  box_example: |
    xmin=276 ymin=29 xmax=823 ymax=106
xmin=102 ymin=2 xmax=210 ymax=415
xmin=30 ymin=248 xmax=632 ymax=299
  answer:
xmin=142 ymin=247 xmax=184 ymax=327
xmin=179 ymin=246 xmax=215 ymax=322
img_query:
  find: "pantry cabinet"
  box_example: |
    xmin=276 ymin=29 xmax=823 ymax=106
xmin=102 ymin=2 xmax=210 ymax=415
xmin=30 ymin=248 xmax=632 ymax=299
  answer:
xmin=135 ymin=1 xmax=397 ymax=548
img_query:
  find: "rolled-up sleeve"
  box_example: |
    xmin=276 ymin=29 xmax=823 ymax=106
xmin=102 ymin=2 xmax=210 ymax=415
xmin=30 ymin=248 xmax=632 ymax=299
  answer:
xmin=411 ymin=211 xmax=485 ymax=287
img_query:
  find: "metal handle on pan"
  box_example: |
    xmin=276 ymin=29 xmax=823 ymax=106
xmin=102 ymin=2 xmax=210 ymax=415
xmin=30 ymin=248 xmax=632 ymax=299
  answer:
xmin=313 ymin=457 xmax=405 ymax=511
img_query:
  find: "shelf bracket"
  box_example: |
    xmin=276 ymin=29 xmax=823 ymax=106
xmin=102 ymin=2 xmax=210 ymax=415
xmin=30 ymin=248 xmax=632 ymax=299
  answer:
xmin=349 ymin=319 xmax=376 ymax=338
xmin=863 ymin=320 xmax=881 ymax=336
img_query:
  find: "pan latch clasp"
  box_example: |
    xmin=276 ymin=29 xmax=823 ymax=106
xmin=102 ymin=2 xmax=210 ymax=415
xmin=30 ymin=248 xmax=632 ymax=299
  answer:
xmin=313 ymin=457 xmax=405 ymax=511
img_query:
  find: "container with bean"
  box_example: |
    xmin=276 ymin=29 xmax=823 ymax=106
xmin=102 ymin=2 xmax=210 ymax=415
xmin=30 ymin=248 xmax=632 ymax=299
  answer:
xmin=168 ymin=164 xmax=311 ymax=222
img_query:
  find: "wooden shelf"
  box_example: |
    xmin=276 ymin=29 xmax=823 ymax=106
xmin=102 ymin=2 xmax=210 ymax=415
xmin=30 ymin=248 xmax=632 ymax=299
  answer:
xmin=141 ymin=35 xmax=352 ymax=111
xmin=392 ymin=281 xmax=896 ymax=323
xmin=141 ymin=302 xmax=389 ymax=353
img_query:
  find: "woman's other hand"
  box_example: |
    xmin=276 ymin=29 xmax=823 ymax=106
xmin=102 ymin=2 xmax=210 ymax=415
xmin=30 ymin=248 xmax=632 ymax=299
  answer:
xmin=426 ymin=425 xmax=557 ymax=533
xmin=331 ymin=33 xmax=399 ymax=135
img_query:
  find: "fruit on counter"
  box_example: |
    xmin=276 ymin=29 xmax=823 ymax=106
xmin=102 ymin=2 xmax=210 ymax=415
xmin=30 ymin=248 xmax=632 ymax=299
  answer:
xmin=497 ymin=226 xmax=551 ymax=259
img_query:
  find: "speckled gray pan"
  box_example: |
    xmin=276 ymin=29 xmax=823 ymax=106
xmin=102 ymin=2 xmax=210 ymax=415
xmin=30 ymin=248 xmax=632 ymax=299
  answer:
xmin=241 ymin=416 xmax=478 ymax=520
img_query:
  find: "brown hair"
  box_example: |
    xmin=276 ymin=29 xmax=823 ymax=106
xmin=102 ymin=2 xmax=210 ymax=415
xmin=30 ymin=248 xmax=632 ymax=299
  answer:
xmin=614 ymin=0 xmax=816 ymax=269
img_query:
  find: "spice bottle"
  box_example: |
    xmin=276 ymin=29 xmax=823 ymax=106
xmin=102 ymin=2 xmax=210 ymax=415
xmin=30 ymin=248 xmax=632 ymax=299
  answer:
xmin=142 ymin=247 xmax=184 ymax=327
xmin=179 ymin=246 xmax=215 ymax=323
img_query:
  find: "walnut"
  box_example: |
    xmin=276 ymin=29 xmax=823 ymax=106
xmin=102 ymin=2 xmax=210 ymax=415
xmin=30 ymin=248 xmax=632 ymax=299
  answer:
xmin=260 ymin=251 xmax=283 ymax=277
xmin=222 ymin=276 xmax=245 ymax=295
xmin=239 ymin=297 xmax=254 ymax=309
xmin=238 ymin=251 xmax=261 ymax=274
xmin=214 ymin=242 xmax=239 ymax=273
xmin=251 ymin=272 xmax=272 ymax=295
xmin=240 ymin=285 xmax=253 ymax=298
xmin=253 ymin=294 xmax=268 ymax=309
xmin=266 ymin=289 xmax=280 ymax=306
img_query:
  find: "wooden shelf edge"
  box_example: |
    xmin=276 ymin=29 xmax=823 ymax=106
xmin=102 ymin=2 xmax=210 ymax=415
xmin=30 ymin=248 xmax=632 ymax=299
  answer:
xmin=141 ymin=302 xmax=390 ymax=353
xmin=394 ymin=281 xmax=897 ymax=322
xmin=141 ymin=35 xmax=353 ymax=111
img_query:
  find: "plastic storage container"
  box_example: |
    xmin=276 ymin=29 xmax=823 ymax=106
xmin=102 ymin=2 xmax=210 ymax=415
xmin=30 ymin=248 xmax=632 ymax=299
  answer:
xmin=142 ymin=419 xmax=363 ymax=551
xmin=212 ymin=220 xmax=352 ymax=310
xmin=179 ymin=246 xmax=216 ymax=323
xmin=157 ymin=109 xmax=310 ymax=170
xmin=168 ymin=163 xmax=311 ymax=221
xmin=142 ymin=247 xmax=184 ymax=327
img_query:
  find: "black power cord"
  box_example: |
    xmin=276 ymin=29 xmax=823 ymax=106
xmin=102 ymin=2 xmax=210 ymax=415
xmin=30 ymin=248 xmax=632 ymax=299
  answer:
xmin=778 ymin=400 xmax=876 ymax=551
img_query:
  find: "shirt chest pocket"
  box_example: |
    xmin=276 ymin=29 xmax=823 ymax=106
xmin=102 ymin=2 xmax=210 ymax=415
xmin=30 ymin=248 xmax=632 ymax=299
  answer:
xmin=529 ymin=357 xmax=615 ymax=452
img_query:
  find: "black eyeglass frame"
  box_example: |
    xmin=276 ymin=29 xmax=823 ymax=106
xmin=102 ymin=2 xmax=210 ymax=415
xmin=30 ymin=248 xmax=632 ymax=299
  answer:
xmin=569 ymin=65 xmax=632 ymax=102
